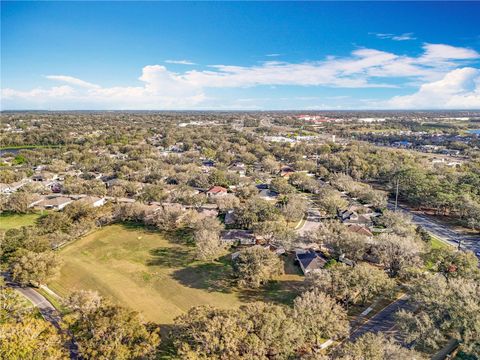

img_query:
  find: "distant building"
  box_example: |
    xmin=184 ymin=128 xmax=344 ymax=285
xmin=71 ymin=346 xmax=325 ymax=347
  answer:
xmin=224 ymin=210 xmax=236 ymax=226
xmin=279 ymin=166 xmax=295 ymax=177
xmin=35 ymin=196 xmax=73 ymax=211
xmin=78 ymin=196 xmax=107 ymax=208
xmin=206 ymin=186 xmax=228 ymax=197
xmin=347 ymin=224 xmax=373 ymax=237
xmin=228 ymin=162 xmax=247 ymax=177
xmin=221 ymin=230 xmax=256 ymax=245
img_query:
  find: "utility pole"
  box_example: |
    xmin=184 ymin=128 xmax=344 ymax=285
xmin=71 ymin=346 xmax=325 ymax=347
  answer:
xmin=394 ymin=177 xmax=399 ymax=211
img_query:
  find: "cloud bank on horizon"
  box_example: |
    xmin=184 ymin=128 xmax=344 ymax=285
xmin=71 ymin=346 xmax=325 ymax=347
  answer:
xmin=2 ymin=43 xmax=480 ymax=110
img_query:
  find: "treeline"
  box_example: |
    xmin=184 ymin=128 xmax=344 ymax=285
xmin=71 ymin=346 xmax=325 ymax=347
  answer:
xmin=317 ymin=143 xmax=480 ymax=229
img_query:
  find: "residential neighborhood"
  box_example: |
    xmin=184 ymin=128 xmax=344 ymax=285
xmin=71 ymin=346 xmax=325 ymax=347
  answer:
xmin=1 ymin=1 xmax=480 ymax=359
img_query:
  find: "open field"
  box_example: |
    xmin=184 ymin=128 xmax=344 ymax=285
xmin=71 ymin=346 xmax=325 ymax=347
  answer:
xmin=0 ymin=212 xmax=41 ymax=230
xmin=49 ymin=223 xmax=304 ymax=324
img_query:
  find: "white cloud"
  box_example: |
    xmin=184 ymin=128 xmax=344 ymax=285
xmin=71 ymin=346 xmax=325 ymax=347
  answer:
xmin=2 ymin=66 xmax=205 ymax=109
xmin=266 ymin=53 xmax=281 ymax=57
xmin=383 ymin=67 xmax=480 ymax=109
xmin=392 ymin=33 xmax=416 ymax=41
xmin=45 ymin=75 xmax=99 ymax=89
xmin=372 ymin=32 xmax=416 ymax=41
xmin=420 ymin=43 xmax=479 ymax=62
xmin=164 ymin=59 xmax=196 ymax=65
xmin=2 ymin=85 xmax=75 ymax=99
xmin=2 ymin=43 xmax=480 ymax=109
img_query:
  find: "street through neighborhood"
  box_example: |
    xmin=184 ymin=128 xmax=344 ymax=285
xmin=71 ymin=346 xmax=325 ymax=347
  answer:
xmin=349 ymin=294 xmax=414 ymax=342
xmin=389 ymin=203 xmax=480 ymax=257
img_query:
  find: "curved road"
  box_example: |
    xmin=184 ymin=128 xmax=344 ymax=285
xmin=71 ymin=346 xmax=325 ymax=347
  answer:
xmin=12 ymin=284 xmax=63 ymax=328
xmin=3 ymin=276 xmax=79 ymax=359
xmin=296 ymin=208 xmax=321 ymax=237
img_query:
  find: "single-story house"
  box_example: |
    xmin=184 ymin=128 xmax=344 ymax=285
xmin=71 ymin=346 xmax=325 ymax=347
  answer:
xmin=202 ymin=159 xmax=215 ymax=167
xmin=79 ymin=196 xmax=107 ymax=208
xmin=228 ymin=162 xmax=247 ymax=177
xmin=280 ymin=166 xmax=295 ymax=177
xmin=338 ymin=208 xmax=374 ymax=226
xmin=221 ymin=230 xmax=256 ymax=245
xmin=231 ymin=244 xmax=285 ymax=260
xmin=257 ymin=188 xmax=279 ymax=201
xmin=263 ymin=244 xmax=286 ymax=255
xmin=27 ymin=195 xmax=44 ymax=208
xmin=224 ymin=210 xmax=236 ymax=225
xmin=295 ymin=250 xmax=327 ymax=274
xmin=339 ymin=254 xmax=355 ymax=267
xmin=347 ymin=224 xmax=373 ymax=237
xmin=196 ymin=208 xmax=219 ymax=220
xmin=35 ymin=196 xmax=73 ymax=211
xmin=206 ymin=186 xmax=228 ymax=197
xmin=0 ymin=180 xmax=29 ymax=194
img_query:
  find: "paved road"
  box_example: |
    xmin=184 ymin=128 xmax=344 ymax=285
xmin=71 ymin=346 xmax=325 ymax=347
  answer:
xmin=3 ymin=276 xmax=79 ymax=359
xmin=296 ymin=208 xmax=321 ymax=237
xmin=388 ymin=203 xmax=480 ymax=256
xmin=13 ymin=284 xmax=63 ymax=328
xmin=349 ymin=294 xmax=413 ymax=342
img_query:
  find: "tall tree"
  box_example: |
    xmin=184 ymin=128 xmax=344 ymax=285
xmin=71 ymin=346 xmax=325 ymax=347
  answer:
xmin=193 ymin=217 xmax=226 ymax=261
xmin=63 ymin=291 xmax=160 ymax=360
xmin=293 ymin=290 xmax=349 ymax=345
xmin=371 ymin=234 xmax=424 ymax=277
xmin=10 ymin=250 xmax=61 ymax=286
xmin=281 ymin=195 xmax=308 ymax=223
xmin=427 ymin=248 xmax=479 ymax=280
xmin=396 ymin=274 xmax=480 ymax=353
xmin=335 ymin=333 xmax=426 ymax=360
xmin=307 ymin=263 xmax=395 ymax=307
xmin=0 ymin=287 xmax=67 ymax=359
xmin=233 ymin=246 xmax=284 ymax=288
xmin=173 ymin=303 xmax=302 ymax=360
xmin=311 ymin=221 xmax=368 ymax=261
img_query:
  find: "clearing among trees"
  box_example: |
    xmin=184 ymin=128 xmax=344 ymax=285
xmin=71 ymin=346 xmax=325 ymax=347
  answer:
xmin=49 ymin=223 xmax=303 ymax=323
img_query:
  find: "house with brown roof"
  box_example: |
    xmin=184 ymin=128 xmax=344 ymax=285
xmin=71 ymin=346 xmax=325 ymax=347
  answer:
xmin=206 ymin=186 xmax=228 ymax=197
xmin=347 ymin=224 xmax=373 ymax=237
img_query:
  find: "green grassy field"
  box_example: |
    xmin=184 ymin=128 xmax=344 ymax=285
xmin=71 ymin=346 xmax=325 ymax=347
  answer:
xmin=49 ymin=223 xmax=304 ymax=324
xmin=0 ymin=212 xmax=41 ymax=230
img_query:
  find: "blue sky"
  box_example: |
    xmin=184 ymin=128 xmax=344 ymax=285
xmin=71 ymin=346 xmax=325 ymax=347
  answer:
xmin=2 ymin=1 xmax=480 ymax=110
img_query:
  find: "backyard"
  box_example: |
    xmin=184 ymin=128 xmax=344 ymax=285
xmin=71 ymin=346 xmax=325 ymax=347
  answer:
xmin=49 ymin=223 xmax=304 ymax=324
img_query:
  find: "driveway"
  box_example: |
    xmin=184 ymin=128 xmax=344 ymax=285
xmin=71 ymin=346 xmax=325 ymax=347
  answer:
xmin=296 ymin=208 xmax=321 ymax=237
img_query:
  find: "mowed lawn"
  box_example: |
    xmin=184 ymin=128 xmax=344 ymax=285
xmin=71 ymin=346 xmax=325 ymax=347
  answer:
xmin=49 ymin=224 xmax=304 ymax=324
xmin=0 ymin=212 xmax=42 ymax=230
